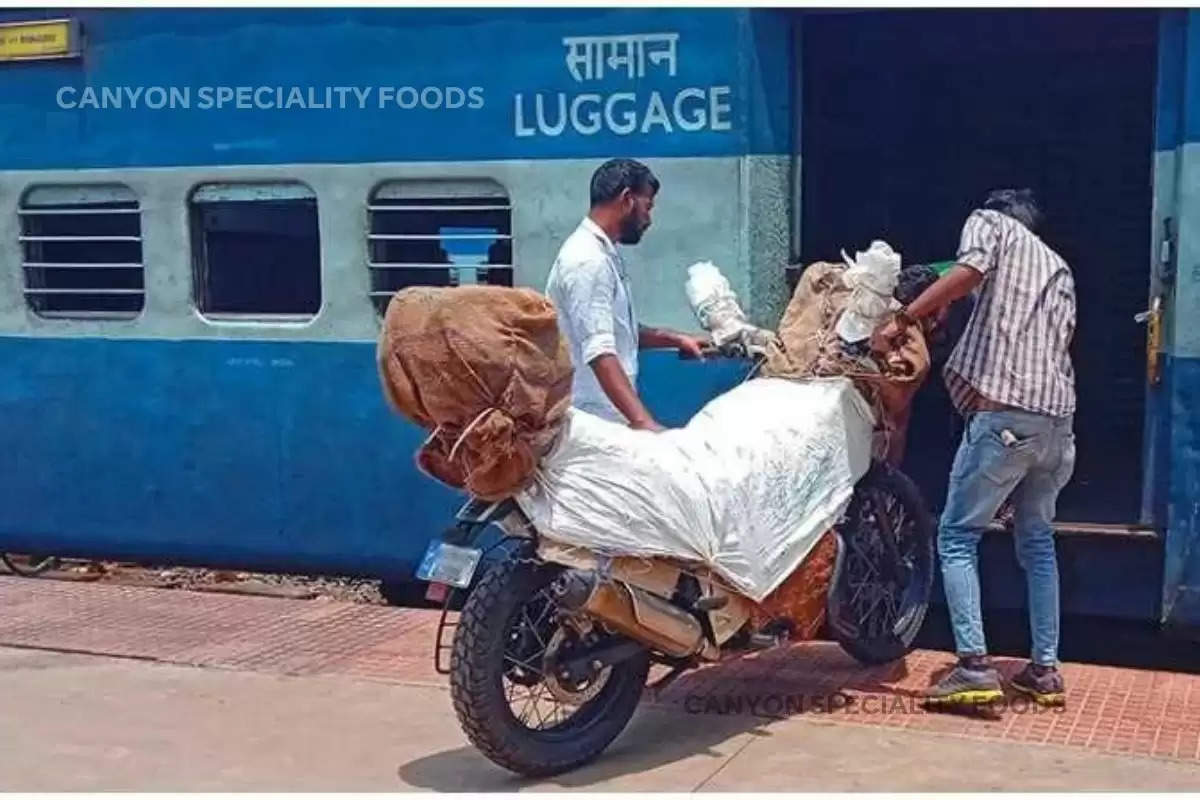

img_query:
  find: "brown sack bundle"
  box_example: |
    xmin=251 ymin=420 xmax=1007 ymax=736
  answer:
xmin=376 ymin=285 xmax=574 ymax=500
xmin=749 ymin=530 xmax=838 ymax=640
xmin=763 ymin=262 xmax=852 ymax=379
xmin=762 ymin=262 xmax=930 ymax=463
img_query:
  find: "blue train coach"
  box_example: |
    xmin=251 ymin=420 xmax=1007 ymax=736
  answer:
xmin=2 ymin=8 xmax=1200 ymax=632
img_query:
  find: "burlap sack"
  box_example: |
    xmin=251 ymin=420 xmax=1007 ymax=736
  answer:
xmin=377 ymin=285 xmax=574 ymax=500
xmin=762 ymin=262 xmax=930 ymax=463
xmin=749 ymin=529 xmax=838 ymax=640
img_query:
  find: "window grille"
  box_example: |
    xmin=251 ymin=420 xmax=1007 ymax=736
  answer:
xmin=19 ymin=184 xmax=144 ymax=319
xmin=367 ymin=179 xmax=512 ymax=314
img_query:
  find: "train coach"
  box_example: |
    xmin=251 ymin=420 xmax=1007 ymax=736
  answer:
xmin=2 ymin=8 xmax=1199 ymax=633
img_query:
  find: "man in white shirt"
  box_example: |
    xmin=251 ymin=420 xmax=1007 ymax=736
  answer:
xmin=546 ymin=159 xmax=707 ymax=431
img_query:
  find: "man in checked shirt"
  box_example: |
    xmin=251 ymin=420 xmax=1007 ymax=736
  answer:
xmin=872 ymin=189 xmax=1076 ymax=709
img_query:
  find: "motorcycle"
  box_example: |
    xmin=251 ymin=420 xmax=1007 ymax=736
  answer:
xmin=415 ymin=435 xmax=934 ymax=777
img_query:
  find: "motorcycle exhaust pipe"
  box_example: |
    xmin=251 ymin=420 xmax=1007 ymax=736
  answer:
xmin=553 ymin=569 xmax=719 ymax=661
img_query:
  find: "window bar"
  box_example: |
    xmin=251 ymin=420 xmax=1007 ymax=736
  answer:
xmin=23 ymin=262 xmax=145 ymax=269
xmin=23 ymin=288 xmax=145 ymax=295
xmin=367 ymin=266 xmax=513 ymax=272
xmin=18 ymin=207 xmax=141 ymax=216
xmin=367 ymin=204 xmax=512 ymax=212
xmin=19 ymin=235 xmax=143 ymax=243
xmin=367 ymin=233 xmax=512 ymax=241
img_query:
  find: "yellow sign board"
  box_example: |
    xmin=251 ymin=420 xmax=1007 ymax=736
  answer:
xmin=0 ymin=19 xmax=78 ymax=62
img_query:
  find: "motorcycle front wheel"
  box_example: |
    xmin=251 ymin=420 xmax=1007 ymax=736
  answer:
xmin=828 ymin=461 xmax=935 ymax=665
xmin=449 ymin=549 xmax=650 ymax=778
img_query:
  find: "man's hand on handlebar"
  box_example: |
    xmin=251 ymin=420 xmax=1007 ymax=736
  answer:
xmin=674 ymin=332 xmax=710 ymax=361
xmin=639 ymin=326 xmax=709 ymax=358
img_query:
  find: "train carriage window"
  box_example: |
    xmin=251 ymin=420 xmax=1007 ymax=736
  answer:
xmin=19 ymin=184 xmax=145 ymax=319
xmin=189 ymin=182 xmax=322 ymax=319
xmin=368 ymin=179 xmax=512 ymax=314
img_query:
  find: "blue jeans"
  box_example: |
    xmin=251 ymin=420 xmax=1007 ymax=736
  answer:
xmin=938 ymin=409 xmax=1076 ymax=667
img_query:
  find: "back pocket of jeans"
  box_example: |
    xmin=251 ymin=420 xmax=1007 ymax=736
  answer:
xmin=979 ymin=429 xmax=1038 ymax=485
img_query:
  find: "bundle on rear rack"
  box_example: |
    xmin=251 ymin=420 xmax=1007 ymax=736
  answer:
xmin=376 ymin=285 xmax=574 ymax=501
xmin=762 ymin=250 xmax=931 ymax=464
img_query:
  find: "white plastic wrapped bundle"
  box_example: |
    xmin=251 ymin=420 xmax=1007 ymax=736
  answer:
xmin=685 ymin=261 xmax=749 ymax=346
xmin=514 ymin=377 xmax=876 ymax=602
xmin=685 ymin=261 xmax=778 ymax=355
xmin=835 ymin=240 xmax=902 ymax=344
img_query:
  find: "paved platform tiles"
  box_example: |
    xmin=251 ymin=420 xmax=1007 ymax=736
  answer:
xmin=3 ymin=575 xmax=1199 ymax=767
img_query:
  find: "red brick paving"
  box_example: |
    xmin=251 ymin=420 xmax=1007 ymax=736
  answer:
xmin=3 ymin=575 xmax=1200 ymax=767
xmin=0 ymin=575 xmax=445 ymax=686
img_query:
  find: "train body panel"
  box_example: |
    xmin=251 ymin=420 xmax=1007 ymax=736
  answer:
xmin=0 ymin=337 xmax=749 ymax=579
xmin=0 ymin=7 xmax=792 ymax=169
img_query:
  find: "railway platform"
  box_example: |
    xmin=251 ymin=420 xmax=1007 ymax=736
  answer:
xmin=2 ymin=575 xmax=1198 ymax=791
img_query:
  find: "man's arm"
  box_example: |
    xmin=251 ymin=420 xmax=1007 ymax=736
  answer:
xmin=872 ymin=210 xmax=998 ymax=352
xmin=638 ymin=325 xmax=709 ymax=358
xmin=553 ymin=258 xmax=664 ymax=430
xmin=871 ymin=266 xmax=981 ymax=353
xmin=589 ymin=354 xmax=663 ymax=431
xmin=908 ymin=210 xmax=999 ymax=321
xmin=904 ymin=265 xmax=983 ymax=321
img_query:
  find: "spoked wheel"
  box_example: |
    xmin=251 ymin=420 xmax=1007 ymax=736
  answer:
xmin=1 ymin=553 xmax=61 ymax=578
xmin=449 ymin=551 xmax=650 ymax=777
xmin=828 ymin=461 xmax=935 ymax=665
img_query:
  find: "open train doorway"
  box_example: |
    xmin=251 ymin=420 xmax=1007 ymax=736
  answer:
xmin=799 ymin=9 xmax=1159 ymax=525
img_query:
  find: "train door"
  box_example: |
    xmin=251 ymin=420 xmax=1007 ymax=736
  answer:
xmin=798 ymin=9 xmax=1159 ymax=528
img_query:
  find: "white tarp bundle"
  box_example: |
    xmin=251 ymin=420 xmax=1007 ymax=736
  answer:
xmin=514 ymin=377 xmax=876 ymax=602
xmin=684 ymin=261 xmax=778 ymax=355
xmin=835 ymin=240 xmax=902 ymax=345
xmin=685 ymin=261 xmax=755 ymax=347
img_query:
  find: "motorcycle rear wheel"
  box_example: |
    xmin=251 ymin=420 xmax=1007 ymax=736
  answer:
xmin=829 ymin=461 xmax=935 ymax=665
xmin=449 ymin=549 xmax=650 ymax=778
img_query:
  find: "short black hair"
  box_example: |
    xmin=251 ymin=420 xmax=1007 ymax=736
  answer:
xmin=895 ymin=264 xmax=938 ymax=306
xmin=983 ymin=188 xmax=1042 ymax=232
xmin=590 ymin=158 xmax=660 ymax=207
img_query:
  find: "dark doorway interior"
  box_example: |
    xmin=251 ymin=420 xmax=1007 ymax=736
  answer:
xmin=800 ymin=9 xmax=1159 ymax=524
